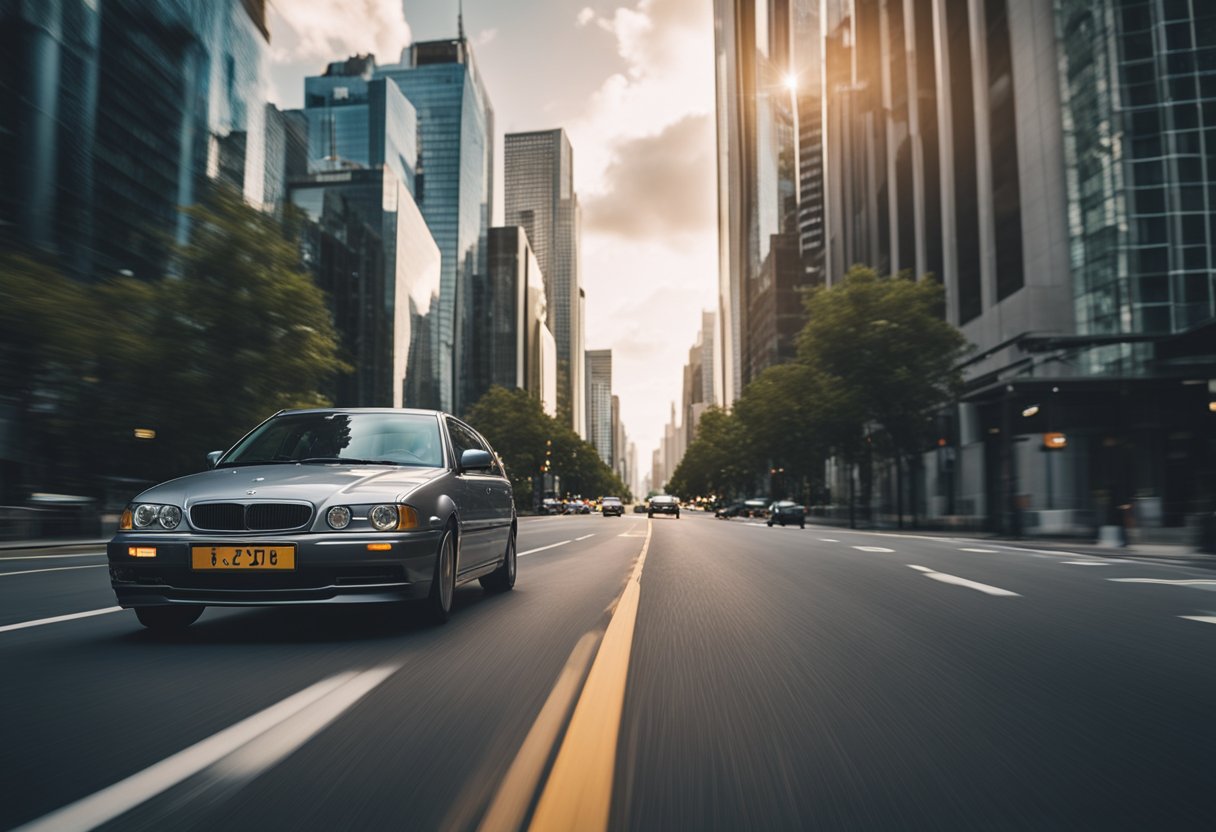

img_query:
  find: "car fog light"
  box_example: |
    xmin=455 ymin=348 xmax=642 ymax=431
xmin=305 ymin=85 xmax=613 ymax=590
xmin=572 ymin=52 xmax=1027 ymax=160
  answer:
xmin=369 ymin=504 xmax=398 ymax=531
xmin=327 ymin=506 xmax=352 ymax=529
xmin=133 ymin=504 xmax=159 ymax=528
xmin=158 ymin=505 xmax=182 ymax=529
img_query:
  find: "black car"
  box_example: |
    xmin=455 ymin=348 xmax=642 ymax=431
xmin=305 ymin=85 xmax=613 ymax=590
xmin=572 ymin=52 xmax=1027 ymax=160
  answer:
xmin=767 ymin=501 xmax=806 ymax=528
xmin=742 ymin=498 xmax=769 ymax=518
xmin=601 ymin=496 xmax=624 ymax=517
xmin=648 ymin=495 xmax=680 ymax=519
xmin=714 ymin=501 xmax=744 ymax=518
xmin=108 ymin=408 xmax=516 ymax=630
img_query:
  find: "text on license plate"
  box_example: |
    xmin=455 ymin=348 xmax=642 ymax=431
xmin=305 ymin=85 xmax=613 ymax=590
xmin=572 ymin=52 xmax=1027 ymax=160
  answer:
xmin=191 ymin=545 xmax=296 ymax=570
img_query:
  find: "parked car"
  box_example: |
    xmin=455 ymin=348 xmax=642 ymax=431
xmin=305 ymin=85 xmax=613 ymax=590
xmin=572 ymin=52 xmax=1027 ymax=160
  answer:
xmin=540 ymin=497 xmax=565 ymax=515
xmin=714 ymin=501 xmax=744 ymax=518
xmin=108 ymin=408 xmax=516 ymax=631
xmin=648 ymin=495 xmax=680 ymax=519
xmin=767 ymin=501 xmax=806 ymax=528
xmin=601 ymin=496 xmax=624 ymax=517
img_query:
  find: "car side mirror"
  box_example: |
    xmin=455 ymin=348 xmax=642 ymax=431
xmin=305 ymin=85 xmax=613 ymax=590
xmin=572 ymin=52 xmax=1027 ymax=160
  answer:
xmin=459 ymin=449 xmax=494 ymax=473
xmin=206 ymin=450 xmax=223 ymax=469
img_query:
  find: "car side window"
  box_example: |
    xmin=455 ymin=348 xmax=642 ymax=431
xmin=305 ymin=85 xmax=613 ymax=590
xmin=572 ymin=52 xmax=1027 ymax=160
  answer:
xmin=447 ymin=419 xmax=491 ymax=472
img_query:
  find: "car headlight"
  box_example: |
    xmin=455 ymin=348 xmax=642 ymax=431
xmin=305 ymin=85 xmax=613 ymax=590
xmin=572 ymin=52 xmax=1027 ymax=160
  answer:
xmin=368 ymin=504 xmax=420 ymax=532
xmin=132 ymin=503 xmax=161 ymax=529
xmin=327 ymin=506 xmax=352 ymax=530
xmin=158 ymin=505 xmax=182 ymax=529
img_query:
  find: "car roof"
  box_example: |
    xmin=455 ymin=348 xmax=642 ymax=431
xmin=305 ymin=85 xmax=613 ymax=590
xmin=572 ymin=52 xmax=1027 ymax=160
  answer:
xmin=275 ymin=407 xmax=444 ymax=417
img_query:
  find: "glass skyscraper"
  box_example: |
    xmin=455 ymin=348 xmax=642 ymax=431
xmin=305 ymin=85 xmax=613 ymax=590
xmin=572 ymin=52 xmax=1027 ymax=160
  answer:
xmin=504 ymin=129 xmax=584 ymax=435
xmin=375 ymin=38 xmax=494 ymax=416
xmin=585 ymin=349 xmax=613 ymax=467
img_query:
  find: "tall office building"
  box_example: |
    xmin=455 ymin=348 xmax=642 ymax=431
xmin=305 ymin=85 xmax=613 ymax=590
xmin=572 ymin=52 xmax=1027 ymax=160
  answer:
xmin=682 ymin=310 xmax=717 ymax=444
xmin=0 ymin=0 xmax=271 ymax=280
xmin=818 ymin=0 xmax=1216 ymax=538
xmin=504 ymin=129 xmax=584 ymax=435
xmin=478 ymin=226 xmax=557 ymax=415
xmin=585 ymin=349 xmax=613 ymax=466
xmin=611 ymin=394 xmax=627 ymax=487
xmin=376 ymin=36 xmax=494 ymax=415
xmin=713 ymin=0 xmax=824 ymax=403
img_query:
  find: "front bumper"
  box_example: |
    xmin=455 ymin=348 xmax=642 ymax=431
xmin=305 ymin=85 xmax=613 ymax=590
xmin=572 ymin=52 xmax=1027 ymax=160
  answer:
xmin=107 ymin=529 xmax=442 ymax=607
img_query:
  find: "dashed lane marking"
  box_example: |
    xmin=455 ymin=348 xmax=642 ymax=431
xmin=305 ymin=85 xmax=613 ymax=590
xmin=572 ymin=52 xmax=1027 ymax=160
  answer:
xmin=907 ymin=564 xmax=1020 ymax=597
xmin=818 ymin=538 xmax=839 ymax=542
xmin=0 ymin=606 xmax=122 ymax=634
xmin=959 ymin=548 xmax=998 ymax=553
xmin=574 ymin=534 xmax=595 ymax=542
xmin=1180 ymin=616 xmax=1216 ymax=625
xmin=518 ymin=541 xmax=572 ymax=557
xmin=1060 ymin=561 xmax=1111 ymax=566
xmin=1109 ymin=578 xmax=1216 ymax=587
xmin=0 ymin=551 xmax=107 ymax=561
xmin=852 ymin=546 xmax=895 ymax=553
xmin=0 ymin=564 xmax=108 ymax=578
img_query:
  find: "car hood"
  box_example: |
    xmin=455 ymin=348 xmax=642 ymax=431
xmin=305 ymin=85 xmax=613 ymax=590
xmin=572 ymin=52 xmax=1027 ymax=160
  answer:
xmin=135 ymin=464 xmax=447 ymax=507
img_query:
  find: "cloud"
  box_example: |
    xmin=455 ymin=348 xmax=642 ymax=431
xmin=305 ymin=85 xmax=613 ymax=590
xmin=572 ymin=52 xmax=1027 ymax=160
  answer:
xmin=583 ymin=114 xmax=714 ymax=240
xmin=270 ymin=0 xmax=412 ymax=63
xmin=474 ymin=28 xmax=499 ymax=47
xmin=577 ymin=7 xmax=596 ymax=26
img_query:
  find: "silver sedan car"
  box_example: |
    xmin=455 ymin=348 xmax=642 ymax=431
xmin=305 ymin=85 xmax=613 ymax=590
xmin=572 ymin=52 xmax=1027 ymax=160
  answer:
xmin=107 ymin=408 xmax=516 ymax=631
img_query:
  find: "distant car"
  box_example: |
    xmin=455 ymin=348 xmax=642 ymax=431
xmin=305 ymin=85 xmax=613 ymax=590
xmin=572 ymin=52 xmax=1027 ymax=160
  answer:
xmin=767 ymin=501 xmax=806 ymax=528
xmin=648 ymin=495 xmax=680 ymax=519
xmin=572 ymin=501 xmax=591 ymax=515
xmin=742 ymin=498 xmax=769 ymax=518
xmin=714 ymin=501 xmax=744 ymax=518
xmin=540 ymin=498 xmax=565 ymax=515
xmin=601 ymin=496 xmax=623 ymax=517
xmin=108 ymin=408 xmax=516 ymax=631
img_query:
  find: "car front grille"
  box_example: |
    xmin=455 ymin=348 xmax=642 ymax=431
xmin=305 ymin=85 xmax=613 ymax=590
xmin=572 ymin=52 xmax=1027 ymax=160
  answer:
xmin=190 ymin=502 xmax=313 ymax=532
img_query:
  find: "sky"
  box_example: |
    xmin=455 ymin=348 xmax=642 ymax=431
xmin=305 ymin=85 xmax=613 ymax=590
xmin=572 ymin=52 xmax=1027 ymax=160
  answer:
xmin=265 ymin=0 xmax=718 ymax=475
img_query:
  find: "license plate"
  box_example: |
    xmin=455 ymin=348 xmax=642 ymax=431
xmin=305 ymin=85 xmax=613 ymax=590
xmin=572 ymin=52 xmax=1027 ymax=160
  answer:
xmin=191 ymin=545 xmax=296 ymax=570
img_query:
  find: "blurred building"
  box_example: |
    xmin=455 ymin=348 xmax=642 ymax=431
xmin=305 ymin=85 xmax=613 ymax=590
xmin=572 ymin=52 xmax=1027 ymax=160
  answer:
xmin=374 ymin=37 xmax=494 ymax=415
xmin=817 ymin=0 xmax=1216 ymax=540
xmin=1 ymin=0 xmax=272 ymax=279
xmin=504 ymin=129 xmax=585 ymax=436
xmin=478 ymin=226 xmax=557 ymax=415
xmin=585 ymin=349 xmax=613 ymax=466
xmin=611 ymin=395 xmax=627 ymax=490
xmin=683 ymin=310 xmax=717 ymax=444
xmin=713 ymin=0 xmax=824 ymax=405
xmin=291 ymin=58 xmax=441 ymax=408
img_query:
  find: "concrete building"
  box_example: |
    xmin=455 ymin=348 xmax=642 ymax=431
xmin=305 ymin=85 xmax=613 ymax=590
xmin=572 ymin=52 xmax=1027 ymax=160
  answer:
xmin=818 ymin=0 xmax=1216 ymax=540
xmin=505 ymin=129 xmax=584 ymax=435
xmin=683 ymin=310 xmax=718 ymax=444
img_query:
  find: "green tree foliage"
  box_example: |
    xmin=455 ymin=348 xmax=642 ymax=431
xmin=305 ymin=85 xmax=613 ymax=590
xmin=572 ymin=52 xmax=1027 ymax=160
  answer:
xmin=1 ymin=187 xmax=348 ymax=492
xmin=665 ymin=406 xmax=753 ymax=499
xmin=465 ymin=385 xmax=628 ymax=510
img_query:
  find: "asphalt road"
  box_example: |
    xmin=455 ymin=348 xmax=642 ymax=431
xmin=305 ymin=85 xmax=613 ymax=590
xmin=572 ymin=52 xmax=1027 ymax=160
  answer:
xmin=2 ymin=512 xmax=1216 ymax=830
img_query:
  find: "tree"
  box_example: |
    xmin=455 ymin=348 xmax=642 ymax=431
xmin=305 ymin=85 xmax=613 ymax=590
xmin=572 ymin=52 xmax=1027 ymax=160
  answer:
xmin=798 ymin=265 xmax=968 ymax=526
xmin=666 ymin=406 xmax=754 ymax=500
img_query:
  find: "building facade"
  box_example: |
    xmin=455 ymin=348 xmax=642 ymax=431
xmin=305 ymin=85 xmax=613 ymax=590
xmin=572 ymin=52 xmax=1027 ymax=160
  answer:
xmin=376 ymin=38 xmax=494 ymax=415
xmin=504 ymin=129 xmax=584 ymax=435
xmin=585 ymin=349 xmax=613 ymax=467
xmin=817 ymin=0 xmax=1216 ymax=540
xmin=479 ymin=226 xmax=557 ymax=415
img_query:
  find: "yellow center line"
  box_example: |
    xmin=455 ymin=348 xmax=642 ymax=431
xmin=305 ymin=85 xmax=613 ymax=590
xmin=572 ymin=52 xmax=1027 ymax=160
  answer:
xmin=526 ymin=519 xmax=653 ymax=832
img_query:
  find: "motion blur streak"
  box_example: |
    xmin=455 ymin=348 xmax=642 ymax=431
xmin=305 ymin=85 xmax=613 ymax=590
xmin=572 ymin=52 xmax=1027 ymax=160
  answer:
xmin=528 ymin=520 xmax=652 ymax=832
xmin=0 ymin=607 xmax=120 ymax=634
xmin=14 ymin=666 xmax=398 ymax=832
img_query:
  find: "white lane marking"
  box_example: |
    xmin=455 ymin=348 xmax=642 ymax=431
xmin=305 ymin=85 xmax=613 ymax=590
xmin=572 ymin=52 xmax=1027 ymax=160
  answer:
xmin=0 ymin=551 xmax=107 ymax=561
xmin=852 ymin=546 xmax=894 ymax=553
xmin=0 ymin=607 xmax=121 ymax=634
xmin=1060 ymin=561 xmax=1111 ymax=566
xmin=1109 ymin=578 xmax=1216 ymax=587
xmin=574 ymin=534 xmax=595 ymax=542
xmin=518 ymin=540 xmax=571 ymax=557
xmin=618 ymin=532 xmax=647 ymax=538
xmin=818 ymin=538 xmax=840 ymax=542
xmin=1180 ymin=616 xmax=1216 ymax=625
xmin=14 ymin=665 xmax=399 ymax=832
xmin=907 ymin=564 xmax=1021 ymax=596
xmin=959 ymin=548 xmax=998 ymax=553
xmin=0 ymin=564 xmax=108 ymax=578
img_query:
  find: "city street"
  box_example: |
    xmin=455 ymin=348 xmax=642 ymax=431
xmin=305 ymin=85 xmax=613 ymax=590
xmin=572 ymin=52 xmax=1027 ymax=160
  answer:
xmin=3 ymin=512 xmax=1216 ymax=830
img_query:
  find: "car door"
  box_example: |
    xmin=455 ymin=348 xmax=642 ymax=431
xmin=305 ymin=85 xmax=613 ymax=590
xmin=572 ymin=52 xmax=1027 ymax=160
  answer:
xmin=473 ymin=428 xmax=514 ymax=550
xmin=445 ymin=418 xmax=497 ymax=571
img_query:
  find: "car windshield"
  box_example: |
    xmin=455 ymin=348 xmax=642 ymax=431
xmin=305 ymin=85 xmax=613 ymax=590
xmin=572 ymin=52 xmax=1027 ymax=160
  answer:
xmin=220 ymin=412 xmax=444 ymax=468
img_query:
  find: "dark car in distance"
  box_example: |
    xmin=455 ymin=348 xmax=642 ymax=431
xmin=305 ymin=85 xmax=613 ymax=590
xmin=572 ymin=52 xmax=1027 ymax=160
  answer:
xmin=648 ymin=495 xmax=680 ymax=519
xmin=108 ymin=408 xmax=516 ymax=631
xmin=601 ymin=496 xmax=623 ymax=517
xmin=767 ymin=501 xmax=806 ymax=528
xmin=714 ymin=501 xmax=744 ymax=518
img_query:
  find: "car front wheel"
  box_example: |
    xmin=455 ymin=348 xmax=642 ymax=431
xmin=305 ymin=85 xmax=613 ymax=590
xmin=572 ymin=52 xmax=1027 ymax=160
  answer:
xmin=135 ymin=605 xmax=203 ymax=632
xmin=425 ymin=526 xmax=457 ymax=623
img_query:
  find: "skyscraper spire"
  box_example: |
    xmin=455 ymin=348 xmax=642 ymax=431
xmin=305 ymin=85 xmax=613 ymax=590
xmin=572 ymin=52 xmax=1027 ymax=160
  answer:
xmin=458 ymin=0 xmax=465 ymax=42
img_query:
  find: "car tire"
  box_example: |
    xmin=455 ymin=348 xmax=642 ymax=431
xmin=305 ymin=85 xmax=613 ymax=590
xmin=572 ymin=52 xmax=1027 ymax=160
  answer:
xmin=425 ymin=525 xmax=457 ymax=624
xmin=135 ymin=605 xmax=203 ymax=632
xmin=767 ymin=519 xmax=773 ymax=527
xmin=648 ymin=513 xmax=653 ymax=518
xmin=799 ymin=521 xmax=805 ymax=529
xmin=480 ymin=529 xmax=516 ymax=593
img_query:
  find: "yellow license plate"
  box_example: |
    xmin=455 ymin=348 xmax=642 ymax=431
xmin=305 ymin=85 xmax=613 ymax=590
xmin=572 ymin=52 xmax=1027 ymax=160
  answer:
xmin=191 ymin=545 xmax=296 ymax=570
